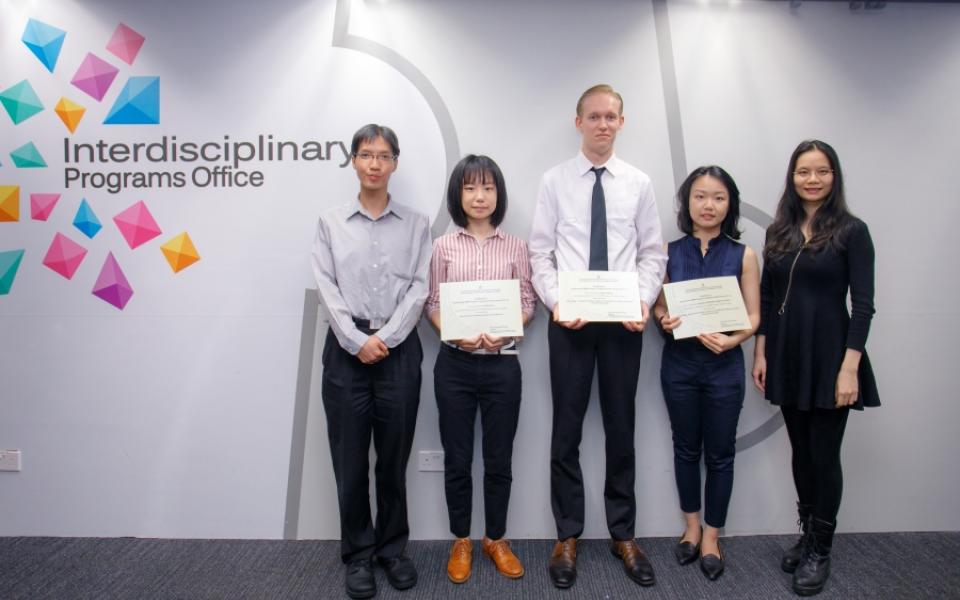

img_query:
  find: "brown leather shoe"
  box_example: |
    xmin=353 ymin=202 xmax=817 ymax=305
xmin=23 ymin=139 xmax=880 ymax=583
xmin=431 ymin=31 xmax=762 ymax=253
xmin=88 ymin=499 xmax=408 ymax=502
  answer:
xmin=548 ymin=537 xmax=577 ymax=589
xmin=447 ymin=538 xmax=472 ymax=584
xmin=611 ymin=539 xmax=655 ymax=586
xmin=482 ymin=536 xmax=524 ymax=578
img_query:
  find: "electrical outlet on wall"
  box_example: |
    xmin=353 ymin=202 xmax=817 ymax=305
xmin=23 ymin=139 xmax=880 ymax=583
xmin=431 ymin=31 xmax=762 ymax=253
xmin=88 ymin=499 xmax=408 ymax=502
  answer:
xmin=0 ymin=450 xmax=22 ymax=472
xmin=417 ymin=450 xmax=444 ymax=472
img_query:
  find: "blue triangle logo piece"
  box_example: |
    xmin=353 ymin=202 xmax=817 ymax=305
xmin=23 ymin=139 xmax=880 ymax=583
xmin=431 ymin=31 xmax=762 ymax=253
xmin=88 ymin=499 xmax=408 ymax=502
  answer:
xmin=22 ymin=19 xmax=66 ymax=73
xmin=73 ymin=198 xmax=102 ymax=239
xmin=104 ymin=76 xmax=160 ymax=125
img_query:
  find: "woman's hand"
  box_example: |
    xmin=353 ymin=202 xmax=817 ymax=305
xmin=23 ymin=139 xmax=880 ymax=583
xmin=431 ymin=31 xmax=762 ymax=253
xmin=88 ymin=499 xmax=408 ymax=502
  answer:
xmin=659 ymin=313 xmax=682 ymax=333
xmin=697 ymin=332 xmax=737 ymax=355
xmin=835 ymin=367 xmax=859 ymax=407
xmin=453 ymin=334 xmax=484 ymax=352
xmin=480 ymin=334 xmax=510 ymax=352
xmin=752 ymin=355 xmax=766 ymax=393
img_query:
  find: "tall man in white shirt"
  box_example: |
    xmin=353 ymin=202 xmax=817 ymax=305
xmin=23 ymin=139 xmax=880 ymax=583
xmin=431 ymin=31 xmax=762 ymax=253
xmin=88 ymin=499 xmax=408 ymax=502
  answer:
xmin=312 ymin=124 xmax=431 ymax=600
xmin=529 ymin=85 xmax=667 ymax=589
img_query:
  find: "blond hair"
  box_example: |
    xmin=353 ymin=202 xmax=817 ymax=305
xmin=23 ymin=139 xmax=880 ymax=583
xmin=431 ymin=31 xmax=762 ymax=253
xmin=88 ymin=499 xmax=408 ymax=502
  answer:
xmin=576 ymin=84 xmax=623 ymax=116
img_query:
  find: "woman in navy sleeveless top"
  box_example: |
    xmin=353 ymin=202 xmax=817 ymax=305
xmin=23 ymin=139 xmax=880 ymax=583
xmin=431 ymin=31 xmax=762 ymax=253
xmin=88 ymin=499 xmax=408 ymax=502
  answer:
xmin=652 ymin=166 xmax=760 ymax=581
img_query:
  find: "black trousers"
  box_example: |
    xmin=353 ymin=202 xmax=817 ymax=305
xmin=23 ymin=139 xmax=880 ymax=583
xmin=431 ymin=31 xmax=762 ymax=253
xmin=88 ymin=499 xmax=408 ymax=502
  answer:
xmin=781 ymin=406 xmax=850 ymax=522
xmin=660 ymin=344 xmax=744 ymax=528
xmin=548 ymin=320 xmax=644 ymax=541
xmin=321 ymin=327 xmax=422 ymax=563
xmin=434 ymin=344 xmax=522 ymax=539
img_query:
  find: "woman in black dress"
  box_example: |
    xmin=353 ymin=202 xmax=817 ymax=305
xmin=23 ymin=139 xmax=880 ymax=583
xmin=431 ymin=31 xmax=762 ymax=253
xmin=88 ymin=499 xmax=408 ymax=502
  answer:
xmin=752 ymin=140 xmax=879 ymax=596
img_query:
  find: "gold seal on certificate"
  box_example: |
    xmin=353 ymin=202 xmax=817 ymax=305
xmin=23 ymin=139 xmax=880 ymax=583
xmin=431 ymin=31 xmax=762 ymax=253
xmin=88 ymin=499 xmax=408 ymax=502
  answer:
xmin=662 ymin=275 xmax=751 ymax=339
xmin=558 ymin=271 xmax=643 ymax=322
xmin=439 ymin=279 xmax=524 ymax=341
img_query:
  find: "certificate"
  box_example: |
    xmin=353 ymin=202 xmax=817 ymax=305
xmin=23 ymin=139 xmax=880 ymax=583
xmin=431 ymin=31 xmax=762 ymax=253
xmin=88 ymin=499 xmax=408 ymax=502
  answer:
xmin=662 ymin=276 xmax=750 ymax=340
xmin=558 ymin=270 xmax=643 ymax=322
xmin=439 ymin=279 xmax=523 ymax=341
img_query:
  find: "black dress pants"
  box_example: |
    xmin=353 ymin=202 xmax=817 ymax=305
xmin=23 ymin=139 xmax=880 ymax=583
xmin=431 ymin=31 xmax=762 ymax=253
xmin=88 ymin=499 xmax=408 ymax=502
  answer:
xmin=548 ymin=320 xmax=644 ymax=541
xmin=321 ymin=327 xmax=422 ymax=563
xmin=434 ymin=344 xmax=522 ymax=539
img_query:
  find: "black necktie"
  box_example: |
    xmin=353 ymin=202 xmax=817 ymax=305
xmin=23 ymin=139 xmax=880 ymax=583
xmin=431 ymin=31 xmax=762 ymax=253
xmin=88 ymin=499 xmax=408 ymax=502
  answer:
xmin=589 ymin=166 xmax=608 ymax=271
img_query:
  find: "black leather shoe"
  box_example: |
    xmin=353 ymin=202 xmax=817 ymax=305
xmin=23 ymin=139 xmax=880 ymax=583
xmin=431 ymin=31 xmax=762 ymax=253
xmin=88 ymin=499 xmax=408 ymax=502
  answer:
xmin=345 ymin=558 xmax=376 ymax=599
xmin=611 ymin=539 xmax=656 ymax=587
xmin=674 ymin=528 xmax=701 ymax=566
xmin=376 ymin=554 xmax=417 ymax=590
xmin=548 ymin=538 xmax=577 ymax=589
xmin=699 ymin=543 xmax=724 ymax=581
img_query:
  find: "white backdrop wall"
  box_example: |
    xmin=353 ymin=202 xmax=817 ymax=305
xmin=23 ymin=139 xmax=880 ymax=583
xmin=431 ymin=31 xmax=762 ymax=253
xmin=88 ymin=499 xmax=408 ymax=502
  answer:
xmin=1 ymin=0 xmax=958 ymax=540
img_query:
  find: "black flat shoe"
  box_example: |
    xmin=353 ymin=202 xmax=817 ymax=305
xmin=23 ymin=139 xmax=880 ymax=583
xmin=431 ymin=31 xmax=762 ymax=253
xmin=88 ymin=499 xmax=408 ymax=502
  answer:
xmin=345 ymin=558 xmax=376 ymax=599
xmin=674 ymin=529 xmax=701 ymax=566
xmin=699 ymin=542 xmax=724 ymax=581
xmin=376 ymin=554 xmax=417 ymax=590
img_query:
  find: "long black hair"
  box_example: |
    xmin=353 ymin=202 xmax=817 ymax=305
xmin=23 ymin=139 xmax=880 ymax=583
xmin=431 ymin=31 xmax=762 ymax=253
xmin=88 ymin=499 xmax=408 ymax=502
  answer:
xmin=676 ymin=165 xmax=742 ymax=240
xmin=764 ymin=140 xmax=854 ymax=262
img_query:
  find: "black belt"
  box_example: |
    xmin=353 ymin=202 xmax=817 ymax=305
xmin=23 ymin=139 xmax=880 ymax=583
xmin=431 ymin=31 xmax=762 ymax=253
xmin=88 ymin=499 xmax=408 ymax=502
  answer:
xmin=352 ymin=317 xmax=384 ymax=331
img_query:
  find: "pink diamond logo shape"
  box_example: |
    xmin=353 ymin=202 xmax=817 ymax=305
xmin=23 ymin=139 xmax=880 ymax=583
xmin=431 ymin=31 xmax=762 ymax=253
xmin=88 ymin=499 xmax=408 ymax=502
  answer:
xmin=106 ymin=23 xmax=145 ymax=66
xmin=70 ymin=53 xmax=119 ymax=102
xmin=31 ymin=193 xmax=61 ymax=221
xmin=92 ymin=252 xmax=134 ymax=310
xmin=113 ymin=200 xmax=162 ymax=249
xmin=42 ymin=232 xmax=88 ymax=279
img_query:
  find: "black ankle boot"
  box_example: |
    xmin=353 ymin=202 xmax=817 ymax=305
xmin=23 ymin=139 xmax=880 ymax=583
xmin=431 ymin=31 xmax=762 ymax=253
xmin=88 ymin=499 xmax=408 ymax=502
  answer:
xmin=781 ymin=502 xmax=813 ymax=573
xmin=792 ymin=516 xmax=835 ymax=596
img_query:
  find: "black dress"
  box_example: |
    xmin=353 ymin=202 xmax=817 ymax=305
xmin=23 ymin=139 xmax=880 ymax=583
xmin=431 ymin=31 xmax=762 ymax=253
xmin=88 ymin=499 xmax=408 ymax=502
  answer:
xmin=759 ymin=218 xmax=880 ymax=410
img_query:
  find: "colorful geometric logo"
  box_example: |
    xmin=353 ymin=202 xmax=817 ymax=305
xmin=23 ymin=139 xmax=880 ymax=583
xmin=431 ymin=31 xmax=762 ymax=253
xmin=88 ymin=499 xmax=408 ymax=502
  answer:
xmin=114 ymin=200 xmax=162 ymax=249
xmin=106 ymin=23 xmax=145 ymax=66
xmin=42 ymin=232 xmax=88 ymax=280
xmin=104 ymin=77 xmax=160 ymax=125
xmin=92 ymin=252 xmax=134 ymax=310
xmin=30 ymin=193 xmax=61 ymax=221
xmin=70 ymin=53 xmax=119 ymax=102
xmin=21 ymin=18 xmax=66 ymax=73
xmin=4 ymin=17 xmax=184 ymax=308
xmin=0 ymin=186 xmax=19 ymax=221
xmin=9 ymin=142 xmax=47 ymax=168
xmin=54 ymin=97 xmax=86 ymax=133
xmin=0 ymin=249 xmax=26 ymax=295
xmin=73 ymin=199 xmax=102 ymax=238
xmin=160 ymin=232 xmax=201 ymax=273
xmin=0 ymin=80 xmax=44 ymax=125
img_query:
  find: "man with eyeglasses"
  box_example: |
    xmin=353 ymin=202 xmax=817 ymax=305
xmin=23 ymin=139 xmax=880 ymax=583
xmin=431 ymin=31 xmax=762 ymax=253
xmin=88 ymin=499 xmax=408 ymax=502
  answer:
xmin=312 ymin=123 xmax=431 ymax=599
xmin=529 ymin=84 xmax=667 ymax=589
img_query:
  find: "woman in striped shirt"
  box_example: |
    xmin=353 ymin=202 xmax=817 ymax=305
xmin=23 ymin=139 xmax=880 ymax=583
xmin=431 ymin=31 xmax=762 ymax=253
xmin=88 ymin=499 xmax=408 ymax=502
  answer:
xmin=425 ymin=154 xmax=537 ymax=585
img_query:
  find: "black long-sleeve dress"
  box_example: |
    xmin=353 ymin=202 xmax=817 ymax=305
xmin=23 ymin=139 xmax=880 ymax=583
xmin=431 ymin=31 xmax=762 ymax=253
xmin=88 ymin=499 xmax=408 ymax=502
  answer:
xmin=758 ymin=217 xmax=880 ymax=410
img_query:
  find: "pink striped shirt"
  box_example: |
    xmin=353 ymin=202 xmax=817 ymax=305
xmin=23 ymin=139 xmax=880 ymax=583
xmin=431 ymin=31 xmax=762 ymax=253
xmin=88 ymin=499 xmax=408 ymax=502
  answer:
xmin=425 ymin=228 xmax=537 ymax=321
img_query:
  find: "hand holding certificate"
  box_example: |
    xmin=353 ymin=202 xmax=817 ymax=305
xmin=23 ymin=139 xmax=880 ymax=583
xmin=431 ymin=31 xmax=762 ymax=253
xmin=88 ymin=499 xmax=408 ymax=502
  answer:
xmin=439 ymin=279 xmax=524 ymax=342
xmin=662 ymin=275 xmax=750 ymax=340
xmin=558 ymin=271 xmax=643 ymax=322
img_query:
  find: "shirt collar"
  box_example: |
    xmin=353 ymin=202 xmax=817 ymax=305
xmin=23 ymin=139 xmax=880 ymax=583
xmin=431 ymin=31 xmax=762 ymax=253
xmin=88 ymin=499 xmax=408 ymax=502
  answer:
xmin=455 ymin=226 xmax=505 ymax=240
xmin=347 ymin=194 xmax=403 ymax=222
xmin=575 ymin=151 xmax=620 ymax=177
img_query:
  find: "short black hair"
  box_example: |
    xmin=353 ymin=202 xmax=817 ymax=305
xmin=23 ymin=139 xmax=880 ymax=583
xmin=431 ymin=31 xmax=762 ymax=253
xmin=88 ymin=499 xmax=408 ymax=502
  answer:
xmin=445 ymin=155 xmax=508 ymax=228
xmin=676 ymin=165 xmax=742 ymax=239
xmin=350 ymin=124 xmax=399 ymax=157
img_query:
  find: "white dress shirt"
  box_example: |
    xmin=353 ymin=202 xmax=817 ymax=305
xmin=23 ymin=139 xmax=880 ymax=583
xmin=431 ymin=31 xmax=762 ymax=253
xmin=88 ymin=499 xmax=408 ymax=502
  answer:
xmin=312 ymin=196 xmax=431 ymax=355
xmin=529 ymin=151 xmax=667 ymax=310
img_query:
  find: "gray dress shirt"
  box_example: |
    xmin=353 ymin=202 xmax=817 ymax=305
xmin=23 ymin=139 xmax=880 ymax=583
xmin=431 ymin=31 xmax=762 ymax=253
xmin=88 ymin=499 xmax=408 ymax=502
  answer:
xmin=312 ymin=196 xmax=431 ymax=355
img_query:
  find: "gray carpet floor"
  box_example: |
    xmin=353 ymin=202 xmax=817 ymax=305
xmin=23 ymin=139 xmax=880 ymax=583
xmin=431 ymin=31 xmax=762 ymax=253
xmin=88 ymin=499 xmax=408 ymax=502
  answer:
xmin=1 ymin=533 xmax=957 ymax=599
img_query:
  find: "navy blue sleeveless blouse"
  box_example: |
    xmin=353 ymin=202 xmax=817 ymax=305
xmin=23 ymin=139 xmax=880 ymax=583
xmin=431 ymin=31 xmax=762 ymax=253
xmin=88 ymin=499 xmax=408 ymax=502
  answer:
xmin=664 ymin=234 xmax=745 ymax=357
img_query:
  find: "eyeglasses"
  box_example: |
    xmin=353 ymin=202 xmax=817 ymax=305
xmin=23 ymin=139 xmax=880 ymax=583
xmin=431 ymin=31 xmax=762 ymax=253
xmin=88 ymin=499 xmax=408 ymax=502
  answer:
xmin=793 ymin=168 xmax=833 ymax=180
xmin=355 ymin=152 xmax=396 ymax=163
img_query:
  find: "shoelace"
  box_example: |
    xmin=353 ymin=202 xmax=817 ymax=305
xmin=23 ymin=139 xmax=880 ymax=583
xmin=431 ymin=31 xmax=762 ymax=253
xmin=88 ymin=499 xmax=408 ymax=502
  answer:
xmin=453 ymin=541 xmax=470 ymax=559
